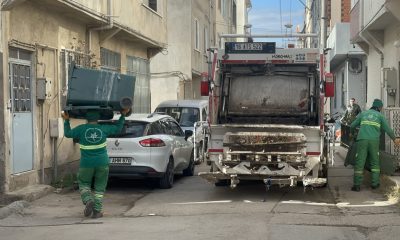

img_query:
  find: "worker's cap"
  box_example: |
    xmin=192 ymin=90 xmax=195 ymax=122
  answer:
xmin=372 ymin=99 xmax=383 ymax=108
xmin=85 ymin=110 xmax=101 ymax=121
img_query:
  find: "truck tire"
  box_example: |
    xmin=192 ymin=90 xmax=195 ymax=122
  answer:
xmin=159 ymin=158 xmax=174 ymax=189
xmin=183 ymin=152 xmax=195 ymax=176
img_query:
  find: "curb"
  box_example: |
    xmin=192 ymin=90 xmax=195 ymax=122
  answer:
xmin=0 ymin=201 xmax=30 ymax=219
xmin=0 ymin=185 xmax=55 ymax=220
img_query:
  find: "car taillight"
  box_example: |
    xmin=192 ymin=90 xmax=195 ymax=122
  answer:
xmin=139 ymin=138 xmax=166 ymax=147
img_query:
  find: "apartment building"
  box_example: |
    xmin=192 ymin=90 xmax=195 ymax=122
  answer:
xmin=351 ymin=0 xmax=400 ymax=107
xmin=150 ymin=0 xmax=251 ymax=110
xmin=327 ymin=0 xmax=367 ymax=114
xmin=0 ymin=0 xmax=167 ymax=192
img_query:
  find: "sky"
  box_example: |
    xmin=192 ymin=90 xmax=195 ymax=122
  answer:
xmin=248 ymin=0 xmax=305 ymax=47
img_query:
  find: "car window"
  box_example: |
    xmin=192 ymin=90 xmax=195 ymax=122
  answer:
xmin=147 ymin=121 xmax=163 ymax=135
xmin=160 ymin=120 xmax=172 ymax=135
xmin=155 ymin=107 xmax=200 ymax=127
xmin=101 ymin=121 xmax=148 ymax=138
xmin=167 ymin=120 xmax=184 ymax=136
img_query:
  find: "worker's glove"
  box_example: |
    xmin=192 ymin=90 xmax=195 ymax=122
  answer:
xmin=120 ymin=108 xmax=130 ymax=116
xmin=394 ymin=138 xmax=400 ymax=146
xmin=61 ymin=111 xmax=69 ymax=120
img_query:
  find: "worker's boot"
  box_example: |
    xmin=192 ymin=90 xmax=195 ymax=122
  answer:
xmin=92 ymin=210 xmax=103 ymax=219
xmin=371 ymin=184 xmax=380 ymax=190
xmin=83 ymin=200 xmax=94 ymax=217
xmin=351 ymin=185 xmax=360 ymax=192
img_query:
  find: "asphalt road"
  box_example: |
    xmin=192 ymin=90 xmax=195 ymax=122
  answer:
xmin=0 ymin=147 xmax=399 ymax=240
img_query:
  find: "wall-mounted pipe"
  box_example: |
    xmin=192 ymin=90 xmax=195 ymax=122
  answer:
xmin=87 ymin=0 xmax=114 ymax=54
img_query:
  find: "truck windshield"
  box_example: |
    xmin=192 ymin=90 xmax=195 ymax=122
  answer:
xmin=155 ymin=107 xmax=199 ymax=127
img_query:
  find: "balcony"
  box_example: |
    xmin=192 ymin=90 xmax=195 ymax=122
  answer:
xmin=327 ymin=23 xmax=364 ymax=69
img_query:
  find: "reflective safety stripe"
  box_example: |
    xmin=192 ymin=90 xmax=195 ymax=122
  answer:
xmin=354 ymin=171 xmax=363 ymax=175
xmin=361 ymin=120 xmax=381 ymax=128
xmin=94 ymin=193 xmax=104 ymax=199
xmin=371 ymin=169 xmax=380 ymax=172
xmin=80 ymin=142 xmax=107 ymax=150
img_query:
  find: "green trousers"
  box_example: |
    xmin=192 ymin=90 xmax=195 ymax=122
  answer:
xmin=77 ymin=166 xmax=109 ymax=212
xmin=354 ymin=140 xmax=380 ymax=187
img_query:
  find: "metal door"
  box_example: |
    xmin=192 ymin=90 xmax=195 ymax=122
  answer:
xmin=9 ymin=61 xmax=33 ymax=173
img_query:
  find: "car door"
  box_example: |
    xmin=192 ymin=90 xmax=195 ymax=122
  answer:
xmin=166 ymin=120 xmax=192 ymax=170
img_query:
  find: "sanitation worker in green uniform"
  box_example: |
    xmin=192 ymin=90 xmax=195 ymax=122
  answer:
xmin=350 ymin=99 xmax=400 ymax=192
xmin=62 ymin=109 xmax=129 ymax=218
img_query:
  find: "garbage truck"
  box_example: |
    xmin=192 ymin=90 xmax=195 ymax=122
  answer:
xmin=199 ymin=42 xmax=332 ymax=189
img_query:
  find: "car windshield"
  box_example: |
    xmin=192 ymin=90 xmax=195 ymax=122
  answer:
xmin=100 ymin=121 xmax=148 ymax=138
xmin=155 ymin=107 xmax=199 ymax=127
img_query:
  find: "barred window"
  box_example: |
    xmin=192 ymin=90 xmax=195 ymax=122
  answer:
xmin=100 ymin=48 xmax=121 ymax=72
xmin=127 ymin=56 xmax=151 ymax=113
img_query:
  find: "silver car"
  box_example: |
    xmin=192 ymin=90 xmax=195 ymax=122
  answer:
xmin=103 ymin=113 xmax=194 ymax=189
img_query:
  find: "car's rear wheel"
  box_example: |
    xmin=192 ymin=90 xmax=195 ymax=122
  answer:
xmin=159 ymin=158 xmax=174 ymax=189
xmin=183 ymin=152 xmax=195 ymax=176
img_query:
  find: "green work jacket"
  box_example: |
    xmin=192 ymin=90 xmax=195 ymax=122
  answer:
xmin=350 ymin=109 xmax=395 ymax=141
xmin=64 ymin=115 xmax=125 ymax=167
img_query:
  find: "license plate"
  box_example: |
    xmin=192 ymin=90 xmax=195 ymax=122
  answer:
xmin=110 ymin=157 xmax=133 ymax=165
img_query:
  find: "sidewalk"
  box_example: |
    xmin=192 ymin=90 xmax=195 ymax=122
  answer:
xmin=0 ymin=185 xmax=54 ymax=219
xmin=332 ymin=144 xmax=400 ymax=203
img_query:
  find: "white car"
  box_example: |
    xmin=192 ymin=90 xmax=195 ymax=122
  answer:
xmin=154 ymin=100 xmax=209 ymax=164
xmin=103 ymin=113 xmax=194 ymax=189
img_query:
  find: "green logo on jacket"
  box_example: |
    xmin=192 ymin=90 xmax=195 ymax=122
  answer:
xmin=84 ymin=128 xmax=103 ymax=144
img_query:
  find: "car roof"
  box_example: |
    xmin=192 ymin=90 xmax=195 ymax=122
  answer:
xmin=156 ymin=99 xmax=208 ymax=109
xmin=110 ymin=113 xmax=173 ymax=123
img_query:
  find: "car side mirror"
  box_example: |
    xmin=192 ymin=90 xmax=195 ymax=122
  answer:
xmin=184 ymin=130 xmax=193 ymax=140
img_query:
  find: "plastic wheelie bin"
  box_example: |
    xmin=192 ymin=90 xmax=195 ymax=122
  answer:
xmin=64 ymin=63 xmax=135 ymax=119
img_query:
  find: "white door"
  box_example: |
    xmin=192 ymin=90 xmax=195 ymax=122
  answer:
xmin=9 ymin=57 xmax=34 ymax=173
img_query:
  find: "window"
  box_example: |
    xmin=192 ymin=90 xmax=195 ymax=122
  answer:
xmin=100 ymin=48 xmax=121 ymax=72
xmin=221 ymin=0 xmax=227 ymax=18
xmin=204 ymin=26 xmax=209 ymax=53
xmin=144 ymin=0 xmax=157 ymax=12
xmin=102 ymin=121 xmax=148 ymax=138
xmin=127 ymin=56 xmax=151 ymax=113
xmin=194 ymin=19 xmax=200 ymax=51
xmin=155 ymin=107 xmax=199 ymax=127
xmin=167 ymin=121 xmax=184 ymax=137
xmin=232 ymin=1 xmax=237 ymax=27
xmin=148 ymin=122 xmax=163 ymax=135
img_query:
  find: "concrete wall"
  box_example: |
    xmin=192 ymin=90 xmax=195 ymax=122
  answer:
xmin=1 ymin=1 xmax=166 ymax=191
xmin=150 ymin=0 xmax=192 ymax=111
xmin=0 ymin=10 xmax=4 ymax=193
xmin=366 ymin=48 xmax=382 ymax=106
xmin=331 ymin=0 xmax=342 ymax=27
xmin=69 ymin=0 xmax=167 ymax=45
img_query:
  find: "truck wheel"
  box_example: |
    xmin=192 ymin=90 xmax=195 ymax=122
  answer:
xmin=159 ymin=158 xmax=174 ymax=189
xmin=183 ymin=152 xmax=195 ymax=176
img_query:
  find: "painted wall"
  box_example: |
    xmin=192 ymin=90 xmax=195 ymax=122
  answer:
xmin=68 ymin=0 xmax=167 ymax=45
xmin=1 ymin=1 xmax=166 ymax=191
xmin=150 ymin=0 xmax=192 ymax=111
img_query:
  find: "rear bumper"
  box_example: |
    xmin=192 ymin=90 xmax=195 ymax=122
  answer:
xmin=109 ymin=165 xmax=164 ymax=178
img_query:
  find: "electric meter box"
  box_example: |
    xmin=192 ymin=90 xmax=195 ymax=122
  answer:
xmin=64 ymin=63 xmax=135 ymax=120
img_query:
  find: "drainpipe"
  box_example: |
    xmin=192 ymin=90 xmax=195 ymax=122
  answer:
xmin=87 ymin=0 xmax=114 ymax=54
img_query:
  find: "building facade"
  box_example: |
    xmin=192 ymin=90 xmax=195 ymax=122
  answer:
xmin=150 ymin=0 xmax=251 ymax=111
xmin=0 ymin=0 xmax=167 ymax=192
xmin=351 ymin=0 xmax=400 ymax=107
